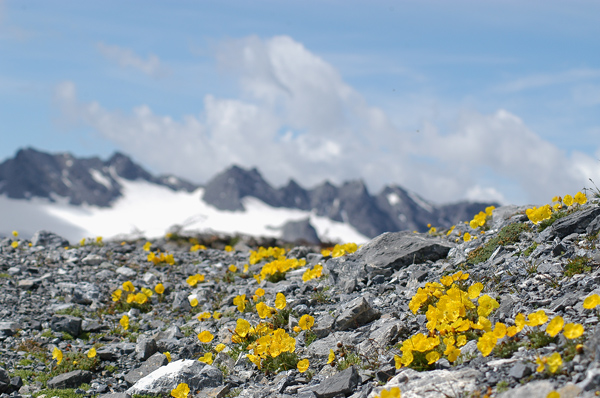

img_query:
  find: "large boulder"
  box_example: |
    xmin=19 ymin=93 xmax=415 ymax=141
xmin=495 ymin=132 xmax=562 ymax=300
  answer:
xmin=126 ymin=359 xmax=222 ymax=396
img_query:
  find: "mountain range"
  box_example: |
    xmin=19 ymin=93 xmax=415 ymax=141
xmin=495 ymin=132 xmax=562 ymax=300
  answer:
xmin=0 ymin=148 xmax=496 ymax=243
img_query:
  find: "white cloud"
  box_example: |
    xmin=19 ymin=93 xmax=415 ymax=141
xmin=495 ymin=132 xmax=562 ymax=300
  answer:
xmin=96 ymin=42 xmax=169 ymax=78
xmin=496 ymin=68 xmax=600 ymax=93
xmin=56 ymin=36 xmax=600 ymax=205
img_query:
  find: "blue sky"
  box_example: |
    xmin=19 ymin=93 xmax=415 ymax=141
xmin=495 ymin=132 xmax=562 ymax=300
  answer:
xmin=1 ymin=0 xmax=599 ymax=205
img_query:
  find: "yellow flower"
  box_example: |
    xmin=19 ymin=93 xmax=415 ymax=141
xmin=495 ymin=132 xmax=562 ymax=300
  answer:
xmin=545 ymin=316 xmax=564 ymax=337
xmin=96 ymin=236 xmax=103 ymax=244
xmin=126 ymin=294 xmax=135 ymax=303
xmin=143 ymin=241 xmax=152 ymax=251
xmin=477 ymin=332 xmax=497 ymax=357
xmin=11 ymin=241 xmax=18 ymax=248
xmin=477 ymin=295 xmax=499 ymax=317
xmin=197 ymin=312 xmax=211 ymax=321
xmin=275 ymin=292 xmax=287 ymax=310
xmin=164 ymin=351 xmax=171 ymax=362
xmin=155 ymin=283 xmax=165 ymax=294
xmin=297 ymin=359 xmax=309 ymax=373
xmin=122 ymin=281 xmax=135 ymax=292
xmin=190 ymin=297 xmax=198 ymax=307
xmin=228 ymin=264 xmax=238 ymax=273
xmin=215 ymin=344 xmax=226 ymax=353
xmin=52 ymin=347 xmax=63 ymax=364
xmin=299 ymin=314 xmax=315 ymax=330
xmin=563 ymin=194 xmax=574 ymax=206
xmin=547 ymin=352 xmax=562 ymax=373
xmin=87 ymin=347 xmax=96 ymax=358
xmin=321 ymin=248 xmax=331 ymax=257
xmin=426 ymin=351 xmax=440 ymax=364
xmin=186 ymin=274 xmax=205 ymax=287
xmin=233 ymin=294 xmax=247 ymax=312
xmin=141 ymin=287 xmax=153 ymax=297
xmin=198 ymin=331 xmax=214 ymax=343
xmin=379 ymin=387 xmax=401 ymax=398
xmin=446 ymin=346 xmax=461 ymax=362
xmin=394 ymin=354 xmax=402 ymax=369
xmin=514 ymin=313 xmax=526 ymax=332
xmin=526 ymin=310 xmax=548 ymax=327
xmin=120 ymin=315 xmax=129 ymax=330
xmin=563 ymin=323 xmax=584 ymax=339
xmin=80 ymin=238 xmax=86 ymax=246
xmin=327 ymin=349 xmax=335 ymax=364
xmin=463 ymin=232 xmax=471 ymax=242
xmin=213 ymin=311 xmax=222 ymax=319
xmin=573 ymin=192 xmax=587 ymax=205
xmin=225 ymin=245 xmax=233 ymax=252
xmin=236 ymin=318 xmax=251 ymax=338
xmin=256 ymin=302 xmax=273 ymax=319
xmin=112 ymin=289 xmax=122 ymax=302
xmin=171 ymin=383 xmax=190 ymax=398
xmin=468 ymin=283 xmax=483 ymax=299
xmin=583 ymin=294 xmax=600 ymax=309
xmin=247 ymin=354 xmax=262 ymax=368
xmin=493 ymin=322 xmax=507 ymax=339
xmin=199 ymin=352 xmax=213 ymax=365
xmin=255 ymin=288 xmax=265 ymax=297
xmin=547 ymin=392 xmax=560 ymax=398
xmin=574 ymin=191 xmax=587 ymax=205
xmin=135 ymin=292 xmax=148 ymax=305
xmin=12 ymin=230 xmax=18 ymax=237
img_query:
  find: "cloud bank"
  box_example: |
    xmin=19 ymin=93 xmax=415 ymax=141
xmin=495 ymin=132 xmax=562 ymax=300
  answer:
xmin=56 ymin=35 xmax=599 ymax=205
xmin=96 ymin=42 xmax=169 ymax=78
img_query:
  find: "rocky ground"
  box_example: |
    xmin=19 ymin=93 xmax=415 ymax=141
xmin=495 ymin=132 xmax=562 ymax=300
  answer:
xmin=3 ymin=198 xmax=600 ymax=398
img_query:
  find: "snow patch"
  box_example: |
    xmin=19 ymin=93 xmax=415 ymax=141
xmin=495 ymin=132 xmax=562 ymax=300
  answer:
xmin=387 ymin=193 xmax=401 ymax=206
xmin=34 ymin=178 xmax=368 ymax=243
xmin=90 ymin=169 xmax=112 ymax=189
xmin=407 ymin=190 xmax=434 ymax=213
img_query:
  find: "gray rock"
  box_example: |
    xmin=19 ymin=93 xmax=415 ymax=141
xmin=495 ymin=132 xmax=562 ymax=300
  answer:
xmin=578 ymin=368 xmax=600 ymax=392
xmin=143 ymin=272 xmax=158 ymax=285
xmin=31 ymin=230 xmax=69 ymax=248
xmin=370 ymin=368 xmax=481 ymax=398
xmin=327 ymin=232 xmax=454 ymax=289
xmin=172 ymin=292 xmax=192 ymax=311
xmin=50 ymin=315 xmax=82 ymax=337
xmin=335 ymin=297 xmax=380 ymax=331
xmin=71 ymin=282 xmax=101 ymax=304
xmin=0 ymin=322 xmax=20 ymax=337
xmin=313 ymin=314 xmax=335 ymax=339
xmin=306 ymin=331 xmax=363 ymax=360
xmin=549 ymin=207 xmax=600 ymax=239
xmin=127 ymin=359 xmax=222 ymax=395
xmin=99 ymin=393 xmax=131 ymax=398
xmin=357 ymin=318 xmax=403 ymax=356
xmin=125 ymin=352 xmax=168 ymax=385
xmin=586 ymin=215 xmax=600 ymax=235
xmin=155 ymin=325 xmax=183 ymax=341
xmin=508 ymin=362 xmax=532 ymax=379
xmin=312 ymin=366 xmax=359 ymax=398
xmin=498 ymin=380 xmax=555 ymax=398
xmin=116 ymin=266 xmax=137 ymax=278
xmin=82 ymin=254 xmax=104 ymax=266
xmin=47 ymin=370 xmax=93 ymax=389
xmin=0 ymin=367 xmax=10 ymax=394
xmin=135 ymin=336 xmax=158 ymax=361
xmin=281 ymin=218 xmax=320 ymax=244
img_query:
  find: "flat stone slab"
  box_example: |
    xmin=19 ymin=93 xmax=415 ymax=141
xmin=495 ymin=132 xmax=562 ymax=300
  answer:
xmin=47 ymin=370 xmax=93 ymax=389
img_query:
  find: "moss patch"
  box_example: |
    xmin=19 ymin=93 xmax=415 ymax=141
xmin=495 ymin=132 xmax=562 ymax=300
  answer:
xmin=467 ymin=223 xmax=531 ymax=265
